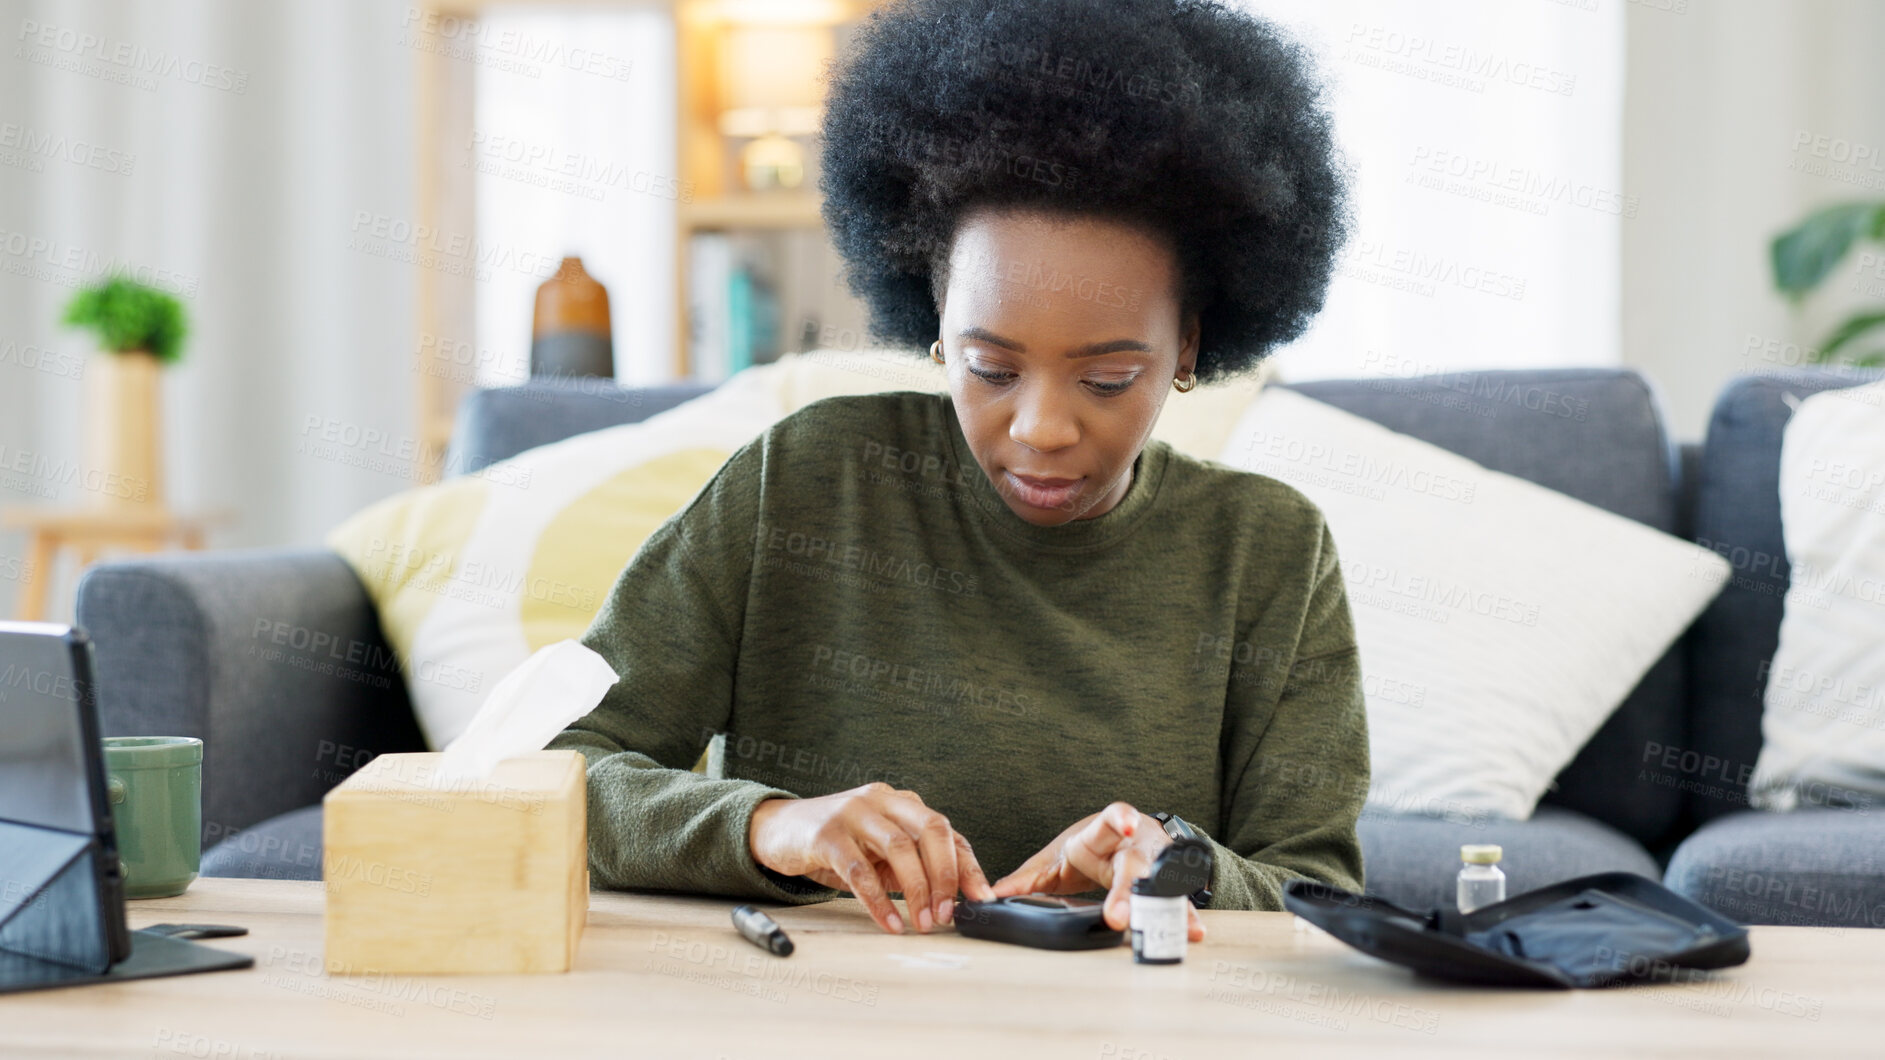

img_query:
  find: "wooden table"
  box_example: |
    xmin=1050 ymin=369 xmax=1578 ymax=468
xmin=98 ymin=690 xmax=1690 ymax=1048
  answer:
xmin=0 ymin=878 xmax=1872 ymax=1058
xmin=1 ymin=505 xmax=228 ymax=620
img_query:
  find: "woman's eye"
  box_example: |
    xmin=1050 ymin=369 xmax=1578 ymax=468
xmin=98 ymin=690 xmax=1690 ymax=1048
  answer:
xmin=964 ymin=365 xmax=1135 ymax=394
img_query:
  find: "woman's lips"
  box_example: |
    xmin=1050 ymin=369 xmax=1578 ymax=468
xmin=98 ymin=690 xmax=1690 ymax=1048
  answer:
xmin=1006 ymin=471 xmax=1084 ymax=510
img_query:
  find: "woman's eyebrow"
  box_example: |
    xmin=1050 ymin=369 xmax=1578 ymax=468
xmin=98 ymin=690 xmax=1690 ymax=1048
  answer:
xmin=958 ymin=326 xmax=1152 ymax=358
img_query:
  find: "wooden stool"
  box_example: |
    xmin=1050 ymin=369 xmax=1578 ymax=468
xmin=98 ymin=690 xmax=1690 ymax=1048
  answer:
xmin=2 ymin=506 xmax=231 ymax=621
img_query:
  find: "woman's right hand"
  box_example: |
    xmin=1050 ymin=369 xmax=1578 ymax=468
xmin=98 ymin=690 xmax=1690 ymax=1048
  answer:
xmin=748 ymin=782 xmax=996 ymax=935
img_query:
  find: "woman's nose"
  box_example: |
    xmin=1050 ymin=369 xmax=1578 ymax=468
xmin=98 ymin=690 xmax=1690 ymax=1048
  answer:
xmin=1007 ymin=382 xmax=1081 ymax=453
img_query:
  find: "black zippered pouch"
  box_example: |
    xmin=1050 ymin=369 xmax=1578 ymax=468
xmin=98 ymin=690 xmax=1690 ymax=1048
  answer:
xmin=1283 ymin=872 xmax=1750 ymax=988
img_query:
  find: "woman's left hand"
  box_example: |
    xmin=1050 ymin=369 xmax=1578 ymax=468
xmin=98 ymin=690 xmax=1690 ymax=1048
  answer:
xmin=988 ymin=801 xmax=1205 ymax=941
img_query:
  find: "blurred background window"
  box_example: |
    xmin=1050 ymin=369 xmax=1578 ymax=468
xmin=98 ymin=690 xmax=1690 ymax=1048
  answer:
xmin=471 ymin=7 xmax=676 ymax=388
xmin=1249 ymin=0 xmax=1625 ymax=381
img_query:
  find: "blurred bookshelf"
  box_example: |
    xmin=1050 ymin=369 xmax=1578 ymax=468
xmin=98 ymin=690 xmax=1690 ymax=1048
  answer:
xmin=672 ymin=0 xmax=883 ymax=383
xmin=409 ymin=0 xmax=882 ymax=482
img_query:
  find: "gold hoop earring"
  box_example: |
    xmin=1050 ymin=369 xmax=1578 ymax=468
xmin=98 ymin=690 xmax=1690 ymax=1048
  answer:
xmin=929 ymin=340 xmax=944 ymax=364
xmin=1173 ymin=371 xmax=1197 ymax=393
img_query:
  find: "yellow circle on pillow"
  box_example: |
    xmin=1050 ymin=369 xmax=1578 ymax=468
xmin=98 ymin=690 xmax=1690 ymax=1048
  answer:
xmin=520 ymin=448 xmax=735 ymax=651
xmin=326 ymin=474 xmax=492 ymax=660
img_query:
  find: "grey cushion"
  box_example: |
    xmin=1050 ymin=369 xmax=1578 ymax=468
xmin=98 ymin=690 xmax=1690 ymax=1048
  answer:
xmin=1665 ymin=809 xmax=1885 ymax=928
xmin=1284 ymin=370 xmax=1687 ymax=850
xmin=1686 ymin=369 xmax=1884 ymax=825
xmin=447 ymin=380 xmax=715 ymax=473
xmin=75 ymin=549 xmax=426 ymax=839
xmin=1282 ymin=370 xmax=1678 ymax=529
xmin=1358 ymin=806 xmax=1660 ymax=911
xmin=200 ymin=805 xmax=324 ymax=881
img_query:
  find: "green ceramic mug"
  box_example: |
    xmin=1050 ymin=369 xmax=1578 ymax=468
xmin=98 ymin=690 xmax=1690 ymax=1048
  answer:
xmin=101 ymin=736 xmax=203 ymax=899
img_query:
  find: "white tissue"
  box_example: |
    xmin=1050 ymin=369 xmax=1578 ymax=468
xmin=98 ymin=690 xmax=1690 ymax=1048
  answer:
xmin=426 ymin=639 xmax=619 ymax=787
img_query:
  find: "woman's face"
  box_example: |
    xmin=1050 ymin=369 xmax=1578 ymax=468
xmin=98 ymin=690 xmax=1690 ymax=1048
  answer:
xmin=938 ymin=207 xmax=1200 ymax=527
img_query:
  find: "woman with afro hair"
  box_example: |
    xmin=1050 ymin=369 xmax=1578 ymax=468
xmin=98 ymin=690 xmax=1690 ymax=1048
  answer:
xmin=550 ymin=0 xmax=1367 ymax=942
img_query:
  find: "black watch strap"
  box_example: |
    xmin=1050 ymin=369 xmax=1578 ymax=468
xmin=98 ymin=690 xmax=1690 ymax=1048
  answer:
xmin=1151 ymin=812 xmax=1213 ymax=908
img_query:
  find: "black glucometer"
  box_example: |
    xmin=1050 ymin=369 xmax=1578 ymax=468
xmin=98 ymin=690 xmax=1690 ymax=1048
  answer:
xmin=953 ymin=895 xmax=1124 ymax=950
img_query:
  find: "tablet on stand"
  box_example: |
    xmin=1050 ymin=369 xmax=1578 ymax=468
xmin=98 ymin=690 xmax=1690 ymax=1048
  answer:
xmin=0 ymin=621 xmax=253 ymax=994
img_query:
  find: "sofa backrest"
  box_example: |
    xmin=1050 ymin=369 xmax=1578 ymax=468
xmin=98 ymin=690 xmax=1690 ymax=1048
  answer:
xmin=1282 ymin=369 xmax=1686 ymax=851
xmin=451 ymin=367 xmax=1686 ymax=848
xmin=447 ymin=380 xmax=716 ymax=473
xmin=1685 ymin=368 xmax=1884 ymax=827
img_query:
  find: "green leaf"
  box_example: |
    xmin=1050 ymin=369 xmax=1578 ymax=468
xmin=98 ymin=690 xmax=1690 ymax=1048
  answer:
xmin=60 ymin=274 xmax=189 ymax=364
xmin=1771 ymin=202 xmax=1885 ymax=297
xmin=1817 ymin=310 xmax=1885 ymax=362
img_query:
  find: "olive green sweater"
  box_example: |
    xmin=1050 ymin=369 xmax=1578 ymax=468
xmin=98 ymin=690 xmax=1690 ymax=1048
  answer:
xmin=547 ymin=389 xmax=1369 ymax=910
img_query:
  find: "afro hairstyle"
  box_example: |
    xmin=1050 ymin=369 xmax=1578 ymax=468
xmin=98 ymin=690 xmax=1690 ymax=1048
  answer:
xmin=817 ymin=0 xmax=1351 ymax=384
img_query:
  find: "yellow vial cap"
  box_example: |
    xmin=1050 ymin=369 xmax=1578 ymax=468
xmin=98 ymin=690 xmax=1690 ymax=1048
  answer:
xmin=1460 ymin=844 xmax=1503 ymax=865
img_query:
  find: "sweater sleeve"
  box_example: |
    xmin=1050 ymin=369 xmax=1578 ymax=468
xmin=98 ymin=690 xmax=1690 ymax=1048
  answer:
xmin=1201 ymin=520 xmax=1371 ymax=911
xmin=545 ymin=436 xmax=838 ymax=904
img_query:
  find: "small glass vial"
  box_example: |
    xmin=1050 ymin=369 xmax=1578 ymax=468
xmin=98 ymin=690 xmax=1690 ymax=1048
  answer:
xmin=1130 ymin=837 xmax=1209 ymax=964
xmin=1129 ymin=886 xmax=1188 ymax=964
xmin=1456 ymin=844 xmax=1506 ymax=913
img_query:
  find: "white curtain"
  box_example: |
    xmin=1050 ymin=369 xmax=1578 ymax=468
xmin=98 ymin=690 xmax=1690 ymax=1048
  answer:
xmin=1238 ymin=0 xmax=1626 ymax=381
xmin=1 ymin=0 xmax=417 ymax=619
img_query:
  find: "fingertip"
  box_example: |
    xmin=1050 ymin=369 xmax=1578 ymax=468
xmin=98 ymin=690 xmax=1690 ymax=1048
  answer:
xmin=989 ymin=870 xmax=1030 ymax=898
xmin=1113 ymin=803 xmax=1138 ymax=836
xmin=886 ymin=911 xmax=904 ymax=934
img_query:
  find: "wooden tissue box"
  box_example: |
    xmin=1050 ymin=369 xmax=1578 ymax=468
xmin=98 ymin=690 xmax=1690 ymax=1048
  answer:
xmin=322 ymin=750 xmax=588 ymax=975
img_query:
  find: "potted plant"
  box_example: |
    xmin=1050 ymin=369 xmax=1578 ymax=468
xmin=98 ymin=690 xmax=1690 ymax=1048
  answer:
xmin=61 ymin=275 xmax=189 ymax=508
xmin=1770 ymin=201 xmax=1885 ymax=367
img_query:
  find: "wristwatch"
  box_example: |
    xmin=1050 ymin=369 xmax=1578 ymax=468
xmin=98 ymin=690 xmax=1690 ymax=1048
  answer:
xmin=1150 ymin=812 xmax=1213 ymax=908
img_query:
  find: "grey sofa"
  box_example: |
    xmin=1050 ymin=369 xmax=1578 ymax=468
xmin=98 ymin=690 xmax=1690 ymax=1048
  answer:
xmin=74 ymin=366 xmax=1885 ymax=924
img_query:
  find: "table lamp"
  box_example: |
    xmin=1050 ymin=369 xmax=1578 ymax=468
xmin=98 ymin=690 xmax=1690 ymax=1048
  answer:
xmin=718 ymin=21 xmax=833 ymax=191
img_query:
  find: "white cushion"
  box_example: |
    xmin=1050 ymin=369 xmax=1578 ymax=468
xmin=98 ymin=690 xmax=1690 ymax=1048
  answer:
xmin=1750 ymin=380 xmax=1885 ymax=810
xmin=1217 ymin=389 xmax=1729 ymax=821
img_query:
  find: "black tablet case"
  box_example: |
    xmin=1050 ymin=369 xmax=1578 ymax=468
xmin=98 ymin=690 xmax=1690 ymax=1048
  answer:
xmin=0 ymin=623 xmax=253 ymax=994
xmin=1284 ymin=872 xmax=1750 ymax=988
